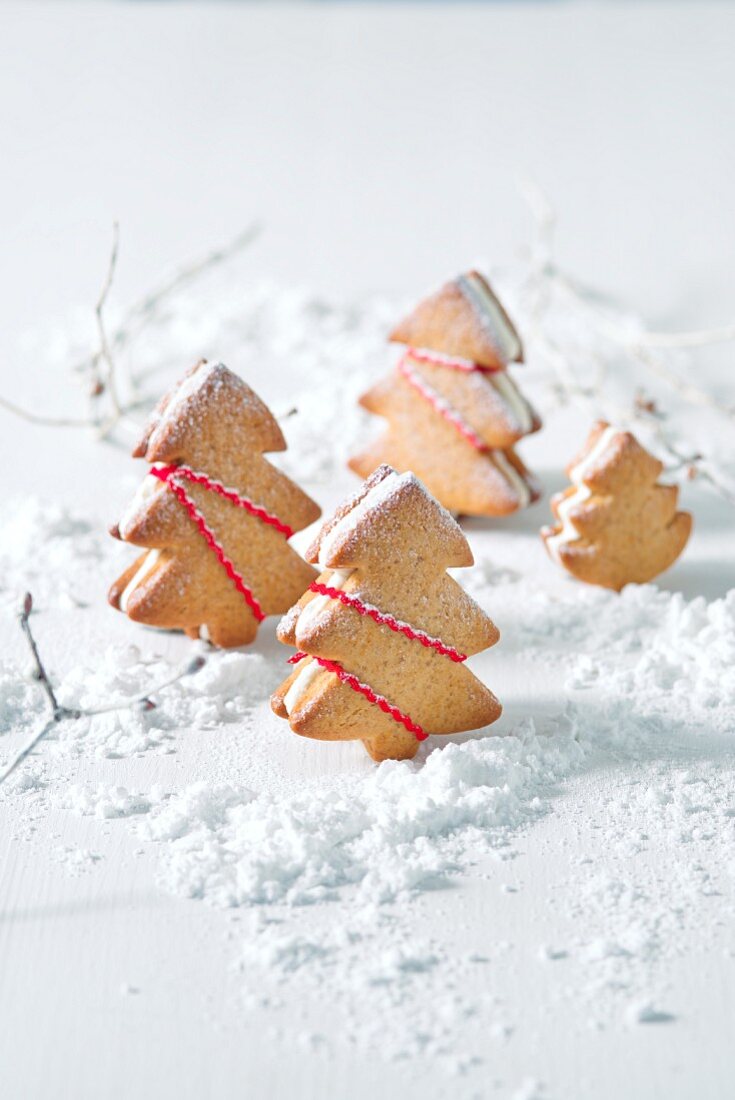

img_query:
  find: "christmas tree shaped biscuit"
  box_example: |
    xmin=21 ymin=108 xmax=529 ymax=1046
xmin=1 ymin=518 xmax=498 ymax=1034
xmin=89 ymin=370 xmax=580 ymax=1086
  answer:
xmin=271 ymin=464 xmax=502 ymax=762
xmin=109 ymin=361 xmax=321 ymax=647
xmin=541 ymin=420 xmax=692 ymax=590
xmin=350 ymin=271 xmax=542 ymax=516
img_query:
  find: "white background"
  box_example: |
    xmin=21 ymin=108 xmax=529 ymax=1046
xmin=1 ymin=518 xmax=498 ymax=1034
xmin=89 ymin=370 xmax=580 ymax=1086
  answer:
xmin=0 ymin=3 xmax=733 ymax=1099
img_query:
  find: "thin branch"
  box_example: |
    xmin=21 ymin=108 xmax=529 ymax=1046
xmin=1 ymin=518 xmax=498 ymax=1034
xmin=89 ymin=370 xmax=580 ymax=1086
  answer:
xmin=82 ymin=656 xmax=205 ymax=716
xmin=0 ymin=719 xmax=57 ymax=787
xmin=518 ymin=180 xmax=735 ymax=508
xmin=94 ymin=221 xmax=122 ymax=426
xmin=118 ymin=222 xmax=262 ymax=339
xmin=19 ymin=593 xmax=64 ymax=719
xmin=0 ymin=395 xmax=93 ymax=429
xmin=551 ymin=272 xmax=735 ymax=424
xmin=1 ymin=222 xmax=262 ymax=437
xmin=636 ymin=323 xmax=735 ymax=349
xmin=0 ymin=593 xmax=207 ymax=787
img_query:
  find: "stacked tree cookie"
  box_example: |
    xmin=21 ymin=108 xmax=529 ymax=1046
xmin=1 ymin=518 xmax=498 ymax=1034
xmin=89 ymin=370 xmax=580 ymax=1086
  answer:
xmin=350 ymin=271 xmax=541 ymax=516
xmin=109 ymin=361 xmax=320 ymax=647
xmin=271 ymin=465 xmax=502 ymax=761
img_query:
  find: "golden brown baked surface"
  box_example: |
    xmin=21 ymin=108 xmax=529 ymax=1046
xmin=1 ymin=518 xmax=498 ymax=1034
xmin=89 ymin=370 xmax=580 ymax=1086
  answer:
xmin=109 ymin=361 xmax=321 ymax=647
xmin=272 ymin=465 xmax=502 ymax=761
xmin=541 ymin=420 xmax=692 ymax=590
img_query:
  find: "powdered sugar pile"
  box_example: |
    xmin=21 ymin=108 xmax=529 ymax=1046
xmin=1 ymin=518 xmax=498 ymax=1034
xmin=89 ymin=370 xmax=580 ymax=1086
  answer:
xmin=2 ymin=271 xmax=734 ymax=1081
xmin=142 ymin=712 xmax=584 ymax=907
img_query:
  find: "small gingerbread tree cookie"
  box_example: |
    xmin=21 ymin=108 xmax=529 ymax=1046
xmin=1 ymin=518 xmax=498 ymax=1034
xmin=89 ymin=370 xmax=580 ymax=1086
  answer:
xmin=271 ymin=464 xmax=502 ymax=762
xmin=541 ymin=420 xmax=692 ymax=590
xmin=109 ymin=361 xmax=321 ymax=647
xmin=350 ymin=271 xmax=541 ymax=516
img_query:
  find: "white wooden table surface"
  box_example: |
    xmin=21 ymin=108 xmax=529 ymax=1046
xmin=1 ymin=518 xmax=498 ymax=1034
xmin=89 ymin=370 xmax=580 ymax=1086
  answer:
xmin=0 ymin=3 xmax=733 ymax=1098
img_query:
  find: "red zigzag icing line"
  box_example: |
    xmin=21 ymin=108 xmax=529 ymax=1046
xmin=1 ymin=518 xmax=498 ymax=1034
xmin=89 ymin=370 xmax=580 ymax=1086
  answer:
xmin=406 ymin=347 xmax=501 ymax=374
xmin=287 ymin=652 xmax=428 ymax=741
xmin=151 ymin=464 xmax=293 ymax=623
xmin=398 ymin=355 xmax=488 ymax=452
xmin=157 ymin=464 xmax=294 ymax=537
xmin=308 ymin=582 xmax=467 ymax=663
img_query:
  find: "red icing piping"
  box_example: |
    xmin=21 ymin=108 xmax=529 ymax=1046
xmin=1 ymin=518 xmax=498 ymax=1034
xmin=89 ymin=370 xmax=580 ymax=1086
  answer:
xmin=156 ymin=464 xmax=294 ymax=537
xmin=398 ymin=355 xmax=488 ymax=452
xmin=406 ymin=347 xmax=501 ymax=374
xmin=309 ymin=582 xmax=467 ymax=663
xmin=287 ymin=652 xmax=428 ymax=741
xmin=150 ymin=465 xmax=274 ymax=622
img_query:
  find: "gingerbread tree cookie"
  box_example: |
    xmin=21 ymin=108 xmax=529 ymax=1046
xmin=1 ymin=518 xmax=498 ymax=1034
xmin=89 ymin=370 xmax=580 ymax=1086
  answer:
xmin=109 ymin=361 xmax=321 ymax=647
xmin=271 ymin=464 xmax=502 ymax=762
xmin=350 ymin=271 xmax=541 ymax=516
xmin=541 ymin=421 xmax=692 ymax=590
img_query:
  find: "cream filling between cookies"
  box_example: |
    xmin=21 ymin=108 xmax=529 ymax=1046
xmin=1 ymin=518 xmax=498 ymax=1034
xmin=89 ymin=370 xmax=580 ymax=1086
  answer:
xmin=489 ymin=372 xmax=533 ymax=434
xmin=119 ymin=550 xmax=161 ymax=612
xmin=492 ymin=451 xmax=531 ymax=508
xmin=545 ymin=425 xmax=620 ymax=561
xmin=298 ymin=569 xmax=354 ymax=632
xmin=460 ymin=273 xmax=522 ymax=363
xmin=318 ymin=471 xmax=402 ymax=566
xmin=119 ymin=464 xmax=167 ymax=537
xmin=284 ymin=658 xmax=324 ymax=715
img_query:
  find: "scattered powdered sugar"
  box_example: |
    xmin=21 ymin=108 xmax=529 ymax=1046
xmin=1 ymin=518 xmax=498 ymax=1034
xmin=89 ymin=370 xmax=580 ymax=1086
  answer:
xmin=0 ymin=660 xmax=43 ymax=735
xmin=521 ymin=584 xmax=735 ymax=738
xmin=142 ymin=713 xmax=584 ymax=907
xmin=3 ymin=271 xmax=734 ymax=1083
xmin=59 ymin=783 xmax=160 ymax=819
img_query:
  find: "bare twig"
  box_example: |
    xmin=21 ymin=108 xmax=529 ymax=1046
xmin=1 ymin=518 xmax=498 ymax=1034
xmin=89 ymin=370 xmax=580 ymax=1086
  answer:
xmin=116 ymin=222 xmax=262 ymax=343
xmin=637 ymin=323 xmax=735 ymax=349
xmin=0 ymin=395 xmax=93 ymax=428
xmin=93 ymin=221 xmax=122 ymax=434
xmin=519 ymin=181 xmax=735 ymax=507
xmin=18 ymin=593 xmax=65 ymax=719
xmin=0 ymin=222 xmax=262 ymax=437
xmin=550 ymin=272 xmax=735 ymax=424
xmin=0 ymin=593 xmax=207 ymax=787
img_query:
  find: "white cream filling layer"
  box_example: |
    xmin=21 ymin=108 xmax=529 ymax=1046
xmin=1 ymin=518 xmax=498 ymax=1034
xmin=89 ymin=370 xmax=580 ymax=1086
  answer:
xmin=318 ymin=471 xmax=403 ymax=566
xmin=298 ymin=569 xmax=354 ymax=632
xmin=461 ymin=274 xmax=522 ymax=362
xmin=119 ymin=464 xmax=167 ymax=537
xmin=490 ymin=371 xmax=533 ymax=434
xmin=285 ymin=567 xmax=358 ymax=713
xmin=119 ymin=550 xmax=160 ymax=612
xmin=492 ymin=451 xmax=531 ymax=508
xmin=284 ymin=658 xmax=324 ymax=715
xmin=546 ymin=425 xmax=620 ymax=562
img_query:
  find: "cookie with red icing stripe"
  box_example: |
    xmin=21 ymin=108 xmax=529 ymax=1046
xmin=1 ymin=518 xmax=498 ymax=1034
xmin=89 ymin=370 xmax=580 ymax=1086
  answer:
xmin=350 ymin=272 xmax=541 ymax=516
xmin=390 ymin=270 xmax=523 ymax=371
xmin=108 ymin=360 xmax=320 ymax=647
xmin=271 ymin=464 xmax=502 ymax=762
